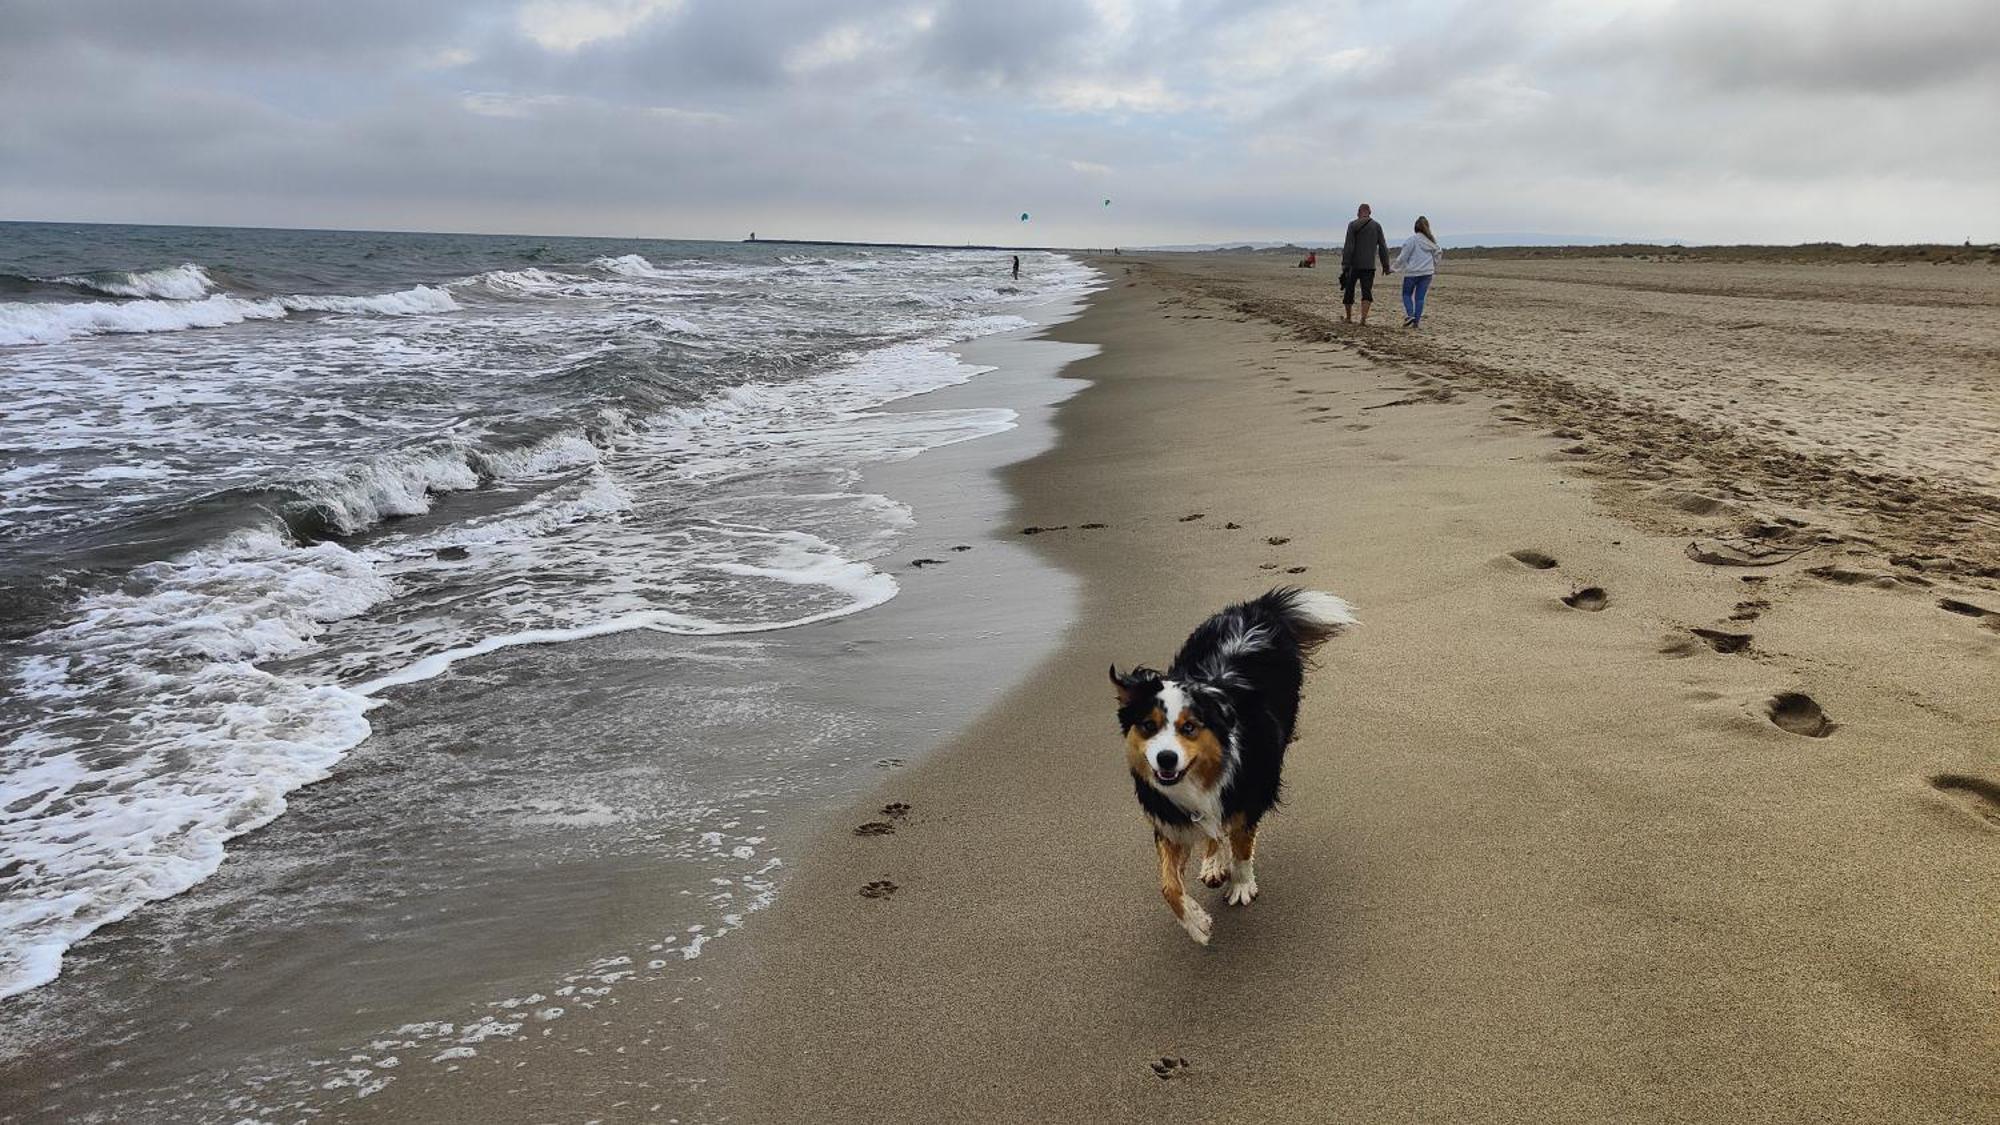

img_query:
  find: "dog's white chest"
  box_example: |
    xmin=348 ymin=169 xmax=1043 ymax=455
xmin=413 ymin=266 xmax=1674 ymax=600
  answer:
xmin=1162 ymin=787 xmax=1227 ymax=840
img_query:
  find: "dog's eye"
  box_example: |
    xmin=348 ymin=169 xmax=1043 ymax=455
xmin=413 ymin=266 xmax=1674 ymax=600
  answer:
xmin=1178 ymin=719 xmax=1199 ymax=737
xmin=1138 ymin=720 xmax=1159 ymax=737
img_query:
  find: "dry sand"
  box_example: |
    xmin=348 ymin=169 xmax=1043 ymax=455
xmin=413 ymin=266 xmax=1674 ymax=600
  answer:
xmin=365 ymin=254 xmax=1999 ymax=1122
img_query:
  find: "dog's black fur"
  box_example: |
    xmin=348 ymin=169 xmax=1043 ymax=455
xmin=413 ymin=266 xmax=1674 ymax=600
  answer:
xmin=1111 ymin=587 xmax=1347 ymax=832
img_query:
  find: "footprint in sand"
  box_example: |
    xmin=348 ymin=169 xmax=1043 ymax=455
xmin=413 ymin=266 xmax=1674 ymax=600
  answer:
xmin=1266 ymin=536 xmax=1290 ymax=546
xmin=1508 ymin=549 xmax=1558 ymax=570
xmin=909 ymin=558 xmax=945 ymax=569
xmin=1691 ymin=627 xmax=1753 ymax=654
xmin=853 ymin=821 xmax=895 ymax=837
xmin=1020 ymin=525 xmax=1069 ymax=535
xmin=1258 ymin=563 xmax=1279 ymax=571
xmin=881 ymin=802 xmax=912 ymax=820
xmin=950 ymin=545 xmax=974 ymax=552
xmin=1938 ymin=598 xmax=2000 ymax=629
xmin=875 ymin=757 xmax=906 ymax=769
xmin=1180 ymin=513 xmax=1205 ymax=522
xmin=1284 ymin=566 xmax=1308 ymax=574
xmin=1150 ymin=1057 xmax=1191 ymax=1080
xmin=1658 ymin=635 xmax=1703 ymax=657
xmin=1729 ymin=599 xmax=1770 ymax=621
xmin=1767 ymin=692 xmax=1836 ymax=738
xmin=859 ymin=880 xmax=899 ymax=899
xmin=1561 ymin=587 xmax=1609 ymax=611
xmin=1928 ymin=774 xmax=2000 ymax=828
xmin=1223 ymin=522 xmax=1243 ymax=530
xmin=1080 ymin=522 xmax=1109 ymax=530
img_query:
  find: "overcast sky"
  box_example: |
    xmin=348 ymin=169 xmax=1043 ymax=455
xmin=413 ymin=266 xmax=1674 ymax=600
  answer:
xmin=2 ymin=0 xmax=1994 ymax=246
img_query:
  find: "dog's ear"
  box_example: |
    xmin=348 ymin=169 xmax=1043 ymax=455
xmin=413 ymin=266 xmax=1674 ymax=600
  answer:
xmin=1109 ymin=664 xmax=1135 ymax=706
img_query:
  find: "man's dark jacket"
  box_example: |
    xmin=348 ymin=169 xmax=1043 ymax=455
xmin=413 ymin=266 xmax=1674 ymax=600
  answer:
xmin=1341 ymin=217 xmax=1392 ymax=274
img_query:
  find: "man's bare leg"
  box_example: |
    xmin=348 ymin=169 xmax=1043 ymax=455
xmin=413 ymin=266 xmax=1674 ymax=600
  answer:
xmin=1359 ymin=298 xmax=1372 ymax=325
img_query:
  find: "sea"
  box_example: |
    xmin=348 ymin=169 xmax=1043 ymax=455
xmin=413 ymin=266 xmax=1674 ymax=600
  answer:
xmin=0 ymin=222 xmax=1095 ymax=1118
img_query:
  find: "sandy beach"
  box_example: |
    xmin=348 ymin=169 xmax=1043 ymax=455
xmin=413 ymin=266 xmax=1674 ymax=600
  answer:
xmin=329 ymin=252 xmax=2000 ymax=1122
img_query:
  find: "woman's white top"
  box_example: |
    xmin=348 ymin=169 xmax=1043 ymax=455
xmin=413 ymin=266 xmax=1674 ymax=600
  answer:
xmin=1393 ymin=235 xmax=1443 ymax=277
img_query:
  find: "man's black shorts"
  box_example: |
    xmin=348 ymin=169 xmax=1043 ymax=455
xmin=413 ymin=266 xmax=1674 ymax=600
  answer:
xmin=1341 ymin=268 xmax=1375 ymax=305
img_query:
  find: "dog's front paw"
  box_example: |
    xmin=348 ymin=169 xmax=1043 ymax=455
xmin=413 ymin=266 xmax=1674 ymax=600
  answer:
xmin=1226 ymin=876 xmax=1259 ymax=907
xmin=1198 ymin=853 xmax=1229 ymax=888
xmin=1178 ymin=898 xmax=1213 ymax=945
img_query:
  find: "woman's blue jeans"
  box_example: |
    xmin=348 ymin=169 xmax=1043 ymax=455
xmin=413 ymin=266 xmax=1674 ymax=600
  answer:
xmin=1401 ymin=273 xmax=1433 ymax=324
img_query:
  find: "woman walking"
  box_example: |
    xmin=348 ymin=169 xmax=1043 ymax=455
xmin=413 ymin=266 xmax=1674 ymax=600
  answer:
xmin=1394 ymin=216 xmax=1443 ymax=328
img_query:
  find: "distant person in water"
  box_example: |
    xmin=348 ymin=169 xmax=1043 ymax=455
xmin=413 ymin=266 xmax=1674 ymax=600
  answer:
xmin=1339 ymin=203 xmax=1393 ymax=325
xmin=1012 ymin=255 xmax=1021 ymax=280
xmin=1393 ymin=216 xmax=1443 ymax=329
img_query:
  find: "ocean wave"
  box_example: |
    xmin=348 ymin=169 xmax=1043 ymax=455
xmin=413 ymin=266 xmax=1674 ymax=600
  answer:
xmin=349 ymin=528 xmax=898 ymax=697
xmin=454 ymin=267 xmax=592 ymax=297
xmin=268 ymin=424 xmax=613 ymax=541
xmin=0 ymin=286 xmax=459 ymax=346
xmin=51 ymin=262 xmax=217 ymax=300
xmin=0 ymin=294 xmax=288 ymax=346
xmin=281 ymin=285 xmax=459 ymax=317
xmin=592 ymin=253 xmax=670 ymax=279
xmin=0 ymin=531 xmax=390 ymax=1000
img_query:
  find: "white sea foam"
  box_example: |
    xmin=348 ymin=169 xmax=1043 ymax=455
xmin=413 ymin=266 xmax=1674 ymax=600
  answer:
xmin=294 ymin=449 xmax=485 ymax=534
xmin=282 ymin=285 xmax=459 ymax=317
xmin=456 ymin=267 xmax=590 ymax=296
xmin=53 ymin=262 xmax=217 ymax=300
xmin=0 ymin=294 xmax=289 ymax=345
xmin=593 ymin=253 xmax=670 ymax=278
xmin=0 ymin=285 xmax=458 ymax=346
xmin=0 ymin=532 xmax=391 ymax=999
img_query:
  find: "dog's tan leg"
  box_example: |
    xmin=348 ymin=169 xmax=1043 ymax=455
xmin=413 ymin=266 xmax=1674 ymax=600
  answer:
xmin=1198 ymin=836 xmax=1229 ymax=887
xmin=1225 ymin=821 xmax=1260 ymax=907
xmin=1156 ymin=832 xmax=1212 ymax=944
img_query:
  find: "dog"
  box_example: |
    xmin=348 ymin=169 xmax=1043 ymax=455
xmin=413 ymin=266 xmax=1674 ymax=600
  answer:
xmin=1109 ymin=587 xmax=1357 ymax=944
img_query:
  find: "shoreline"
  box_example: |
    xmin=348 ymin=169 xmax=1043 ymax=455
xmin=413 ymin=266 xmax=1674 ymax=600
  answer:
xmin=0 ymin=288 xmax=1101 ymax=1123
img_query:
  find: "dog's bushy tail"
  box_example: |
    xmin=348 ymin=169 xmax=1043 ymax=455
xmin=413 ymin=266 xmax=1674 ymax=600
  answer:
xmin=1259 ymin=586 xmax=1358 ymax=656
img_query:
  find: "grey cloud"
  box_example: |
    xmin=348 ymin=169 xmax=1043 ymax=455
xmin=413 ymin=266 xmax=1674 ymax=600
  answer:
xmin=0 ymin=0 xmax=469 ymax=64
xmin=1574 ymin=0 xmax=2000 ymax=95
xmin=1 ymin=0 xmax=1993 ymax=246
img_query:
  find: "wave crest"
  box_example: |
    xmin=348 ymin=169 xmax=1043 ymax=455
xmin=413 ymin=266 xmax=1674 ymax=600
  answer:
xmin=0 ymin=286 xmax=458 ymax=346
xmin=592 ymin=254 xmax=669 ymax=279
xmin=52 ymin=262 xmax=217 ymax=300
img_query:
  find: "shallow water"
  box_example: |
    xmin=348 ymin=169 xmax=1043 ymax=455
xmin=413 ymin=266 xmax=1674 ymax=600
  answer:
xmin=0 ymin=221 xmax=1095 ymax=1007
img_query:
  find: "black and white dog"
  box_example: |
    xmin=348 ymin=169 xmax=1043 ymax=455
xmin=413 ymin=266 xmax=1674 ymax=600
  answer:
xmin=1110 ymin=588 xmax=1356 ymax=944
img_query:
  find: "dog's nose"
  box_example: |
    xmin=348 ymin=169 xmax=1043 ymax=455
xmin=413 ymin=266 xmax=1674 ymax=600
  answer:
xmin=1154 ymin=749 xmax=1180 ymax=772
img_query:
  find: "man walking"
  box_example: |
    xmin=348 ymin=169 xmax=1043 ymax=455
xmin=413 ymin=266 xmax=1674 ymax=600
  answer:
xmin=1339 ymin=203 xmax=1393 ymax=325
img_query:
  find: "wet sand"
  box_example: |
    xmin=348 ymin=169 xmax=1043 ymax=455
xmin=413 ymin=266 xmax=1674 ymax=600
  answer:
xmin=340 ymin=254 xmax=1991 ymax=1121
